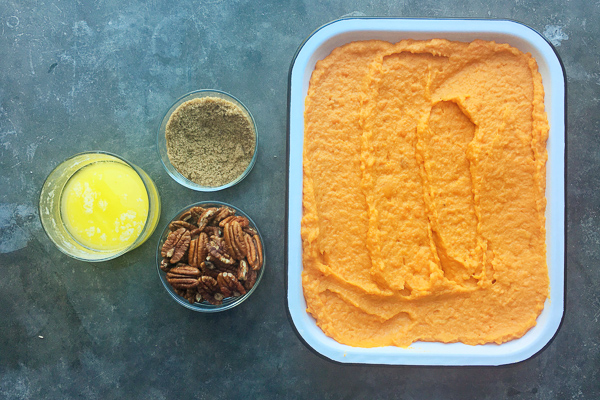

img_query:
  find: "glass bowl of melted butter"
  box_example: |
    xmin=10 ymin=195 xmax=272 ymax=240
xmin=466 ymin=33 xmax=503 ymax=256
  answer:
xmin=39 ymin=151 xmax=161 ymax=262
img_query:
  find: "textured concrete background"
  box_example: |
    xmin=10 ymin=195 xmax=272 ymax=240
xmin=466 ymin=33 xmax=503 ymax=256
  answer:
xmin=0 ymin=0 xmax=598 ymax=398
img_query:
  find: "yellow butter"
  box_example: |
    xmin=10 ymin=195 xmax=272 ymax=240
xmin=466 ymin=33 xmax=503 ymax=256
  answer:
xmin=61 ymin=161 xmax=149 ymax=251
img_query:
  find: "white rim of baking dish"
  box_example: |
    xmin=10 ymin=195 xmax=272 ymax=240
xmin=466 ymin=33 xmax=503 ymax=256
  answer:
xmin=285 ymin=18 xmax=566 ymax=366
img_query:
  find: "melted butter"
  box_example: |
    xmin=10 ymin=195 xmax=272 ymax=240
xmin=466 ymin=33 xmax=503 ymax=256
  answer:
xmin=61 ymin=161 xmax=149 ymax=251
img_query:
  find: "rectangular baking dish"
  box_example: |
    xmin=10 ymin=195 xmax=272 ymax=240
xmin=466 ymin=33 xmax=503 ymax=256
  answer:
xmin=286 ymin=18 xmax=565 ymax=366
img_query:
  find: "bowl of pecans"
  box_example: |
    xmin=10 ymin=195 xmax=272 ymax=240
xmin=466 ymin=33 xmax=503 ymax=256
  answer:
xmin=157 ymin=201 xmax=265 ymax=312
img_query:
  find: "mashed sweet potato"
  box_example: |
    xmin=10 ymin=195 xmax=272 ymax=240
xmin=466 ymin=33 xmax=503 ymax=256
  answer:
xmin=301 ymin=39 xmax=549 ymax=347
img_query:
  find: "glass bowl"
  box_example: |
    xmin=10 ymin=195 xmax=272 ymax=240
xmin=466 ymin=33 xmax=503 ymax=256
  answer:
xmin=156 ymin=201 xmax=265 ymax=312
xmin=157 ymin=89 xmax=258 ymax=192
xmin=39 ymin=151 xmax=161 ymax=262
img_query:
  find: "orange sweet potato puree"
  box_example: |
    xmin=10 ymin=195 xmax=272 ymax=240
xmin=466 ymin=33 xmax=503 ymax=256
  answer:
xmin=301 ymin=39 xmax=549 ymax=347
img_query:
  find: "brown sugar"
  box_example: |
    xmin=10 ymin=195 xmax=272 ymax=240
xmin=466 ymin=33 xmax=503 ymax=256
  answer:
xmin=165 ymin=96 xmax=256 ymax=187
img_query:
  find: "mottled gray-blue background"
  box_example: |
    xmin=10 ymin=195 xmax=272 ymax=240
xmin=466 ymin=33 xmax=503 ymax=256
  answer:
xmin=0 ymin=0 xmax=598 ymax=399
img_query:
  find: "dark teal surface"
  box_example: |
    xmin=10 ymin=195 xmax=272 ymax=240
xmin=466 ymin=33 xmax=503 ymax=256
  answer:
xmin=0 ymin=1 xmax=597 ymax=398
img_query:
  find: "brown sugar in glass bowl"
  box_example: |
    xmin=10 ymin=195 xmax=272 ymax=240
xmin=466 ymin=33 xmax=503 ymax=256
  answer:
xmin=158 ymin=90 xmax=258 ymax=191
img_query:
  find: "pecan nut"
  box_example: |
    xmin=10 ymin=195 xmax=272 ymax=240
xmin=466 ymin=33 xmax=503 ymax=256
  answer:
xmin=200 ymin=260 xmax=219 ymax=279
xmin=244 ymin=233 xmax=262 ymax=271
xmin=206 ymin=255 xmax=238 ymax=274
xmin=160 ymin=258 xmax=171 ymax=272
xmin=217 ymin=272 xmax=246 ymax=297
xmin=204 ymin=226 xmax=222 ymax=238
xmin=232 ymin=221 xmax=248 ymax=258
xmin=237 ymin=259 xmax=249 ymax=281
xmin=171 ymin=230 xmax=191 ymax=264
xmin=161 ymin=228 xmax=192 ymax=264
xmin=183 ymin=288 xmax=197 ymax=304
xmin=213 ymin=206 xmax=235 ymax=224
xmin=188 ymin=232 xmax=208 ymax=269
xmin=166 ymin=264 xmax=200 ymax=290
xmin=223 ymin=221 xmax=245 ymax=260
xmin=207 ymin=237 xmax=236 ymax=266
xmin=179 ymin=210 xmax=194 ymax=223
xmin=190 ymin=206 xmax=206 ymax=220
xmin=197 ymin=208 xmax=218 ymax=231
xmin=170 ymin=264 xmax=201 ymax=277
xmin=198 ymin=276 xmax=221 ymax=305
xmin=188 ymin=238 xmax=198 ymax=268
xmin=218 ymin=215 xmax=249 ymax=228
xmin=199 ymin=275 xmax=219 ymax=292
xmin=253 ymin=234 xmax=263 ymax=268
xmin=244 ymin=269 xmax=257 ymax=291
xmin=161 ymin=228 xmax=184 ymax=258
xmin=243 ymin=226 xmax=258 ymax=236
xmin=169 ymin=220 xmax=196 ymax=232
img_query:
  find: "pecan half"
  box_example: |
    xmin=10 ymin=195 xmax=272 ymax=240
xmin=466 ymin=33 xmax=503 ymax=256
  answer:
xmin=169 ymin=220 xmax=196 ymax=231
xmin=253 ymin=234 xmax=263 ymax=269
xmin=188 ymin=238 xmax=198 ymax=268
xmin=160 ymin=258 xmax=171 ymax=272
xmin=244 ymin=269 xmax=257 ymax=291
xmin=198 ymin=276 xmax=221 ymax=305
xmin=213 ymin=206 xmax=235 ymax=224
xmin=188 ymin=234 xmax=209 ymax=269
xmin=217 ymin=272 xmax=247 ymax=297
xmin=166 ymin=264 xmax=201 ymax=290
xmin=161 ymin=228 xmax=191 ymax=263
xmin=223 ymin=221 xmax=244 ymax=260
xmin=169 ymin=264 xmax=200 ymax=276
xmin=232 ymin=221 xmax=248 ymax=258
xmin=206 ymin=255 xmax=238 ymax=274
xmin=219 ymin=216 xmax=235 ymax=228
xmin=204 ymin=226 xmax=222 ymax=238
xmin=237 ymin=259 xmax=249 ymax=281
xmin=200 ymin=260 xmax=219 ymax=279
xmin=184 ymin=288 xmax=197 ymax=304
xmin=245 ymin=233 xmax=261 ymax=270
xmin=207 ymin=237 xmax=236 ymax=266
xmin=199 ymin=232 xmax=209 ymax=261
xmin=179 ymin=210 xmax=194 ymax=223
xmin=173 ymin=230 xmax=191 ymax=264
xmin=197 ymin=208 xmax=218 ymax=231
xmin=199 ymin=275 xmax=219 ymax=291
xmin=190 ymin=206 xmax=206 ymax=220
xmin=223 ymin=222 xmax=235 ymax=258
xmin=161 ymin=228 xmax=185 ymax=258
xmin=219 ymin=215 xmax=249 ymax=228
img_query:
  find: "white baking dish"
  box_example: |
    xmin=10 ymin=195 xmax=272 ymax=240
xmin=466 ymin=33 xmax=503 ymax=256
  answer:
xmin=286 ymin=18 xmax=565 ymax=366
